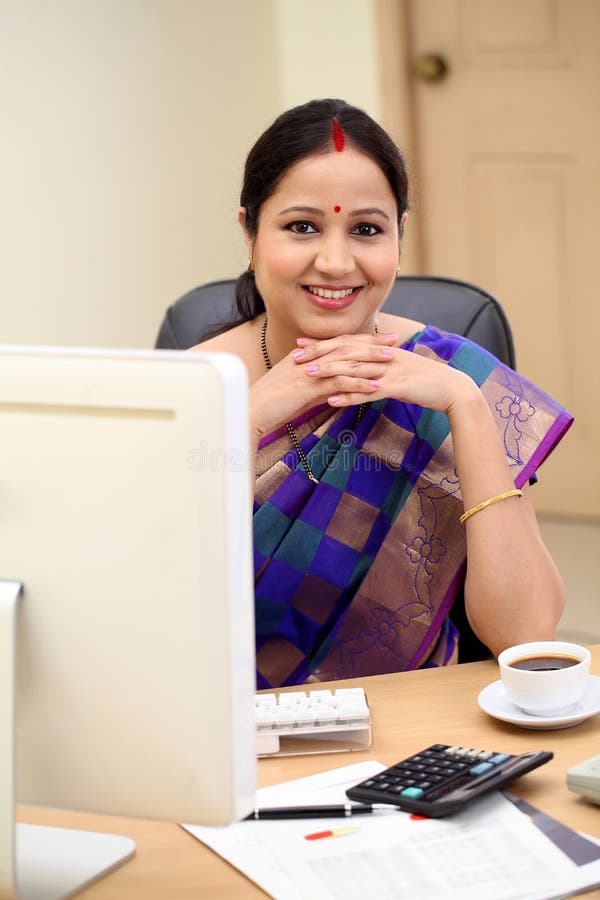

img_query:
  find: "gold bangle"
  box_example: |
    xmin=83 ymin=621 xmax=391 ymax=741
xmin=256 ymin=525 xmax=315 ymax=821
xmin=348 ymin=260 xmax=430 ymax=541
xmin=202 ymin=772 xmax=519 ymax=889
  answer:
xmin=459 ymin=489 xmax=523 ymax=525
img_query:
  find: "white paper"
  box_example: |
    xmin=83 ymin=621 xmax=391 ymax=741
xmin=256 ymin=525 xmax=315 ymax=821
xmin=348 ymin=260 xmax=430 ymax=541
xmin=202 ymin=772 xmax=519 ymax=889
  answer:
xmin=183 ymin=761 xmax=385 ymax=900
xmin=182 ymin=762 xmax=600 ymax=900
xmin=271 ymin=796 xmax=600 ymax=900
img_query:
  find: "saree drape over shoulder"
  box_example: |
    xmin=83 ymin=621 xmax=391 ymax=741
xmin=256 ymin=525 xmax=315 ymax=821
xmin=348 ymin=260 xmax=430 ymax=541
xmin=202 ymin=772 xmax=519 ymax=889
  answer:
xmin=253 ymin=327 xmax=573 ymax=689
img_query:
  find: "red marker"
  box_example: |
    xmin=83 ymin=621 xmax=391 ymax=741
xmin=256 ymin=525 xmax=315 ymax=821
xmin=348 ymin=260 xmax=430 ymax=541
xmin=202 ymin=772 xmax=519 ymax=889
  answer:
xmin=304 ymin=825 xmax=359 ymax=841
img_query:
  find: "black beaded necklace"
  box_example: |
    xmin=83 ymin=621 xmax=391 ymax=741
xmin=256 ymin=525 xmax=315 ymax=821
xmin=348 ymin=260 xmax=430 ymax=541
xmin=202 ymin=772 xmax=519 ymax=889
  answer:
xmin=260 ymin=317 xmax=377 ymax=485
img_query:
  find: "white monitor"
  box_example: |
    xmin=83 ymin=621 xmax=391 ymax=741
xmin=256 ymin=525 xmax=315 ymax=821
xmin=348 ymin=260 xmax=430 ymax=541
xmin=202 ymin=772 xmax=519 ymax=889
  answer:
xmin=0 ymin=346 xmax=256 ymax=899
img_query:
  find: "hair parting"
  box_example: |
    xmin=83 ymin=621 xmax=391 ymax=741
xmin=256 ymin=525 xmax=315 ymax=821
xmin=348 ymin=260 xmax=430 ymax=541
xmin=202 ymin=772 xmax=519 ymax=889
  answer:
xmin=332 ymin=117 xmax=345 ymax=152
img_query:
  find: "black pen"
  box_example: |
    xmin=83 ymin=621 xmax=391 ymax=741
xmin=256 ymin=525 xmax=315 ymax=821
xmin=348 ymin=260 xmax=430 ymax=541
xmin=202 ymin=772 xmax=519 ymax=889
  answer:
xmin=244 ymin=803 xmax=397 ymax=820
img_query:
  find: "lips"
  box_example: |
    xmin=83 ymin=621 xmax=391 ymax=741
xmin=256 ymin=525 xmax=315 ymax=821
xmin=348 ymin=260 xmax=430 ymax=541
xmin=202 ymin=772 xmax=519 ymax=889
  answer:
xmin=303 ymin=285 xmax=362 ymax=310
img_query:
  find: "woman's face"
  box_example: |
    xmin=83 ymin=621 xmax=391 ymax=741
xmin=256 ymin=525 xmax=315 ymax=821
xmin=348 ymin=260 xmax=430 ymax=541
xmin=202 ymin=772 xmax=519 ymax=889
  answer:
xmin=241 ymin=148 xmax=401 ymax=344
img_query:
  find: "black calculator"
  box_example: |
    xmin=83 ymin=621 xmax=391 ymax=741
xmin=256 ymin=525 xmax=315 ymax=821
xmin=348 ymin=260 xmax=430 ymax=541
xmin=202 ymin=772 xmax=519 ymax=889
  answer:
xmin=346 ymin=743 xmax=553 ymax=817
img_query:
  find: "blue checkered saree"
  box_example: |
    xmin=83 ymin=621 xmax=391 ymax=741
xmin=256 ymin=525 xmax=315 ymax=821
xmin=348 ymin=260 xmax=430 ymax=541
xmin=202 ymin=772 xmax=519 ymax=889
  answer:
xmin=253 ymin=326 xmax=573 ymax=689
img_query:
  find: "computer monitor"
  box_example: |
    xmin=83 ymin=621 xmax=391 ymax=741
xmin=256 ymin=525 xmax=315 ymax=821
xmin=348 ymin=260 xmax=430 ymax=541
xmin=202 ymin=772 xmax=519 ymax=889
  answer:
xmin=0 ymin=346 xmax=256 ymax=899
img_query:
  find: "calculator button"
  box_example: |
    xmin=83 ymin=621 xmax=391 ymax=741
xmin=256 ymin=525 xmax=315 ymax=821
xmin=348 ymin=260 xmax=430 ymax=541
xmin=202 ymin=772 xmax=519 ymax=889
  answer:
xmin=401 ymin=787 xmax=424 ymax=798
xmin=488 ymin=753 xmax=511 ymax=765
xmin=469 ymin=761 xmax=494 ymax=776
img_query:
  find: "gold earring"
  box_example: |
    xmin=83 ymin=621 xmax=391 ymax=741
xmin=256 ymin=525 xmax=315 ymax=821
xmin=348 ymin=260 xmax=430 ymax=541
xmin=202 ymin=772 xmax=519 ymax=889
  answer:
xmin=247 ymin=254 xmax=255 ymax=273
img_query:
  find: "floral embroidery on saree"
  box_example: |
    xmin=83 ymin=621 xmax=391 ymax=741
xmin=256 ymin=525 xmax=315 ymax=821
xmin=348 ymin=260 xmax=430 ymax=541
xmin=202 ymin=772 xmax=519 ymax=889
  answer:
xmin=253 ymin=327 xmax=573 ymax=688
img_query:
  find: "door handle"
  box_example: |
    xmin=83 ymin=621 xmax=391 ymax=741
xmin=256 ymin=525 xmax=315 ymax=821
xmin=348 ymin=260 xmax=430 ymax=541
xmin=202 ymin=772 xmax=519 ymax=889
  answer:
xmin=414 ymin=53 xmax=449 ymax=83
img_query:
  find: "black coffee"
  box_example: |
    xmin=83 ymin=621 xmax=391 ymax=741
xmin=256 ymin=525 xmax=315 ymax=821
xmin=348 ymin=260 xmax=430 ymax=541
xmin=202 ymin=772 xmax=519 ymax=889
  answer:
xmin=509 ymin=654 xmax=580 ymax=672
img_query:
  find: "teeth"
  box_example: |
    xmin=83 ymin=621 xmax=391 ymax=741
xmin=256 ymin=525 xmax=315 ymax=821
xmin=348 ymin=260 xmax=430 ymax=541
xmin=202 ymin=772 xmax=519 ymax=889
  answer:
xmin=307 ymin=287 xmax=355 ymax=300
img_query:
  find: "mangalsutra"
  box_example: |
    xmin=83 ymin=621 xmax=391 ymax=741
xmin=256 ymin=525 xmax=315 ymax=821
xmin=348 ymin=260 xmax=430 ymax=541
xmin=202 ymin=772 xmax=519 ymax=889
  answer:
xmin=260 ymin=317 xmax=377 ymax=485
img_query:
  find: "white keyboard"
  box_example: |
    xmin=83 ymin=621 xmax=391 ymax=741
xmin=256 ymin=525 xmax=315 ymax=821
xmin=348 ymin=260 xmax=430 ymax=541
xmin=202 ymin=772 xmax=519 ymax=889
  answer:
xmin=255 ymin=687 xmax=372 ymax=757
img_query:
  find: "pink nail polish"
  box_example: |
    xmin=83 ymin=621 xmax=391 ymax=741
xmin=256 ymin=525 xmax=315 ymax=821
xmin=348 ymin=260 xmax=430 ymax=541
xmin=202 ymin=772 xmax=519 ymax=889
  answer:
xmin=382 ymin=347 xmax=394 ymax=356
xmin=305 ymin=364 xmax=319 ymax=373
xmin=328 ymin=395 xmax=341 ymax=404
xmin=291 ymin=349 xmax=305 ymax=359
xmin=296 ymin=337 xmax=310 ymax=347
xmin=370 ymin=380 xmax=380 ymax=389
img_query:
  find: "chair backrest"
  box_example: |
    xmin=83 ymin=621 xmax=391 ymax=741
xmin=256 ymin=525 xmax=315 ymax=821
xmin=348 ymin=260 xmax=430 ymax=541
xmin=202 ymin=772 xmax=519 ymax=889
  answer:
xmin=155 ymin=274 xmax=516 ymax=369
xmin=155 ymin=275 xmax=515 ymax=663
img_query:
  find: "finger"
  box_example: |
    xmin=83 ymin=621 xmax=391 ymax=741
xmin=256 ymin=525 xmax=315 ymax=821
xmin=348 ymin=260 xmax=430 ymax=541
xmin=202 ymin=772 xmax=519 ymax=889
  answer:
xmin=292 ymin=337 xmax=397 ymax=364
xmin=304 ymin=360 xmax=389 ymax=380
xmin=328 ymin=387 xmax=381 ymax=407
xmin=296 ymin=331 xmax=397 ymax=350
xmin=297 ymin=330 xmax=398 ymax=344
xmin=318 ymin=375 xmax=382 ymax=397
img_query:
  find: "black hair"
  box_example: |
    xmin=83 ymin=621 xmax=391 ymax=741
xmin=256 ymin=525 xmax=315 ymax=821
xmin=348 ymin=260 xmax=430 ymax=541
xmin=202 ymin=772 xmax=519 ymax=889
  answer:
xmin=217 ymin=98 xmax=409 ymax=334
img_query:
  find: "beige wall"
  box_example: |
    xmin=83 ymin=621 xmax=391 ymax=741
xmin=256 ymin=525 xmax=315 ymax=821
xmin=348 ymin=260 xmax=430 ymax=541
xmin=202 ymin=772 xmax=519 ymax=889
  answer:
xmin=0 ymin=0 xmax=382 ymax=349
xmin=276 ymin=0 xmax=380 ymax=115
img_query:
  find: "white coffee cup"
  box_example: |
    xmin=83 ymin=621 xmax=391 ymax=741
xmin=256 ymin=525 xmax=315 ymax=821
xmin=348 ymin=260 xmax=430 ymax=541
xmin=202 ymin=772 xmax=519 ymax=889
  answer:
xmin=498 ymin=640 xmax=591 ymax=716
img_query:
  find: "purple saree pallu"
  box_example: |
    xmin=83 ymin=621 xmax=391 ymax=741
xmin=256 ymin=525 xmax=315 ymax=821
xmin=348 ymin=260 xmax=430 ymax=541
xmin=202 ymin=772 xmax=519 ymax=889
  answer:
xmin=253 ymin=326 xmax=573 ymax=689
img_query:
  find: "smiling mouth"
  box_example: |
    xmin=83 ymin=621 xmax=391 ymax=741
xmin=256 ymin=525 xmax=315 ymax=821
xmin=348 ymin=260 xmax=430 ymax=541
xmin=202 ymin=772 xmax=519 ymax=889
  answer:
xmin=303 ymin=285 xmax=363 ymax=310
xmin=306 ymin=286 xmax=358 ymax=300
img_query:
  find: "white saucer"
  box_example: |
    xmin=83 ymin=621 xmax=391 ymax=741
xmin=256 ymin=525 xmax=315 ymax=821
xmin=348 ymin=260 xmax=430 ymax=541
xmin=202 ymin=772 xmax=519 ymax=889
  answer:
xmin=478 ymin=675 xmax=600 ymax=730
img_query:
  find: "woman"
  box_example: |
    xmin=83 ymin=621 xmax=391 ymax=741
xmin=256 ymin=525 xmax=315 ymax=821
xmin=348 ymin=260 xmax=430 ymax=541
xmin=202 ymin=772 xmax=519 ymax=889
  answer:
xmin=193 ymin=98 xmax=572 ymax=688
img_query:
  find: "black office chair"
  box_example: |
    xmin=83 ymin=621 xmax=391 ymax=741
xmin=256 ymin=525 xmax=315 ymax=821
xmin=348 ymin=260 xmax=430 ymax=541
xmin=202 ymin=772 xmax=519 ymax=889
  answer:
xmin=155 ymin=275 xmax=516 ymax=663
xmin=155 ymin=275 xmax=515 ymax=367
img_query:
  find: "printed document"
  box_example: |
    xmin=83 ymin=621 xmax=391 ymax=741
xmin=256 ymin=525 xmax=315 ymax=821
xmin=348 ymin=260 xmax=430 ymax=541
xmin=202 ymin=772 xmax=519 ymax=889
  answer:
xmin=183 ymin=761 xmax=600 ymax=900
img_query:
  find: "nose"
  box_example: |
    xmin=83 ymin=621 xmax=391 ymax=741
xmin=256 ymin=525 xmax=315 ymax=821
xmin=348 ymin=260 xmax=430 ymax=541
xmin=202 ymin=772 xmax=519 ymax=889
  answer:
xmin=314 ymin=231 xmax=355 ymax=278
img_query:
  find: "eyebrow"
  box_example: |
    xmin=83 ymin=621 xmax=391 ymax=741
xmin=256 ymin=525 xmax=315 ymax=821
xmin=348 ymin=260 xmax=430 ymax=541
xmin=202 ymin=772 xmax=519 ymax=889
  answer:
xmin=277 ymin=206 xmax=324 ymax=216
xmin=351 ymin=207 xmax=391 ymax=222
xmin=277 ymin=205 xmax=391 ymax=221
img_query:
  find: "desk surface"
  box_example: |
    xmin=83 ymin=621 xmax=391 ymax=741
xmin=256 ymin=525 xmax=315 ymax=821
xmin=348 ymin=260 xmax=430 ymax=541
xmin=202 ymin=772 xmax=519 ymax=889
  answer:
xmin=20 ymin=647 xmax=600 ymax=899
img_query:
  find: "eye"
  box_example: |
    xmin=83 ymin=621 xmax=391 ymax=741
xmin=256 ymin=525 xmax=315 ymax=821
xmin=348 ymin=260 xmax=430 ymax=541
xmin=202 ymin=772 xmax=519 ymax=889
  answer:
xmin=285 ymin=221 xmax=318 ymax=234
xmin=351 ymin=223 xmax=383 ymax=237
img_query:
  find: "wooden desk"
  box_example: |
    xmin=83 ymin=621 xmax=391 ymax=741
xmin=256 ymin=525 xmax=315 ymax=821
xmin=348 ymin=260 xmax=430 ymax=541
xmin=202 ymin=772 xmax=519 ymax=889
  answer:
xmin=20 ymin=646 xmax=600 ymax=898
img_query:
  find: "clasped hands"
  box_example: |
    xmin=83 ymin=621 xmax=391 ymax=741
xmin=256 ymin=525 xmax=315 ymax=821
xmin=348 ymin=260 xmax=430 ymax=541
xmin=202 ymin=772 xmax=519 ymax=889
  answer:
xmin=251 ymin=331 xmax=477 ymax=438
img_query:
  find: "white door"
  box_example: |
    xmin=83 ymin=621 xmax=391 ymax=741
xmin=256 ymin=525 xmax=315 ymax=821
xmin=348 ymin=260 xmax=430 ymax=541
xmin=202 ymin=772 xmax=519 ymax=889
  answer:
xmin=378 ymin=0 xmax=600 ymax=517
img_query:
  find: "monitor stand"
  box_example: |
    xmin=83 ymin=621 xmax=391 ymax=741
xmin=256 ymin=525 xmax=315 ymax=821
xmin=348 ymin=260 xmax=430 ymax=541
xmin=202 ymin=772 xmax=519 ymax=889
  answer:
xmin=0 ymin=581 xmax=135 ymax=900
